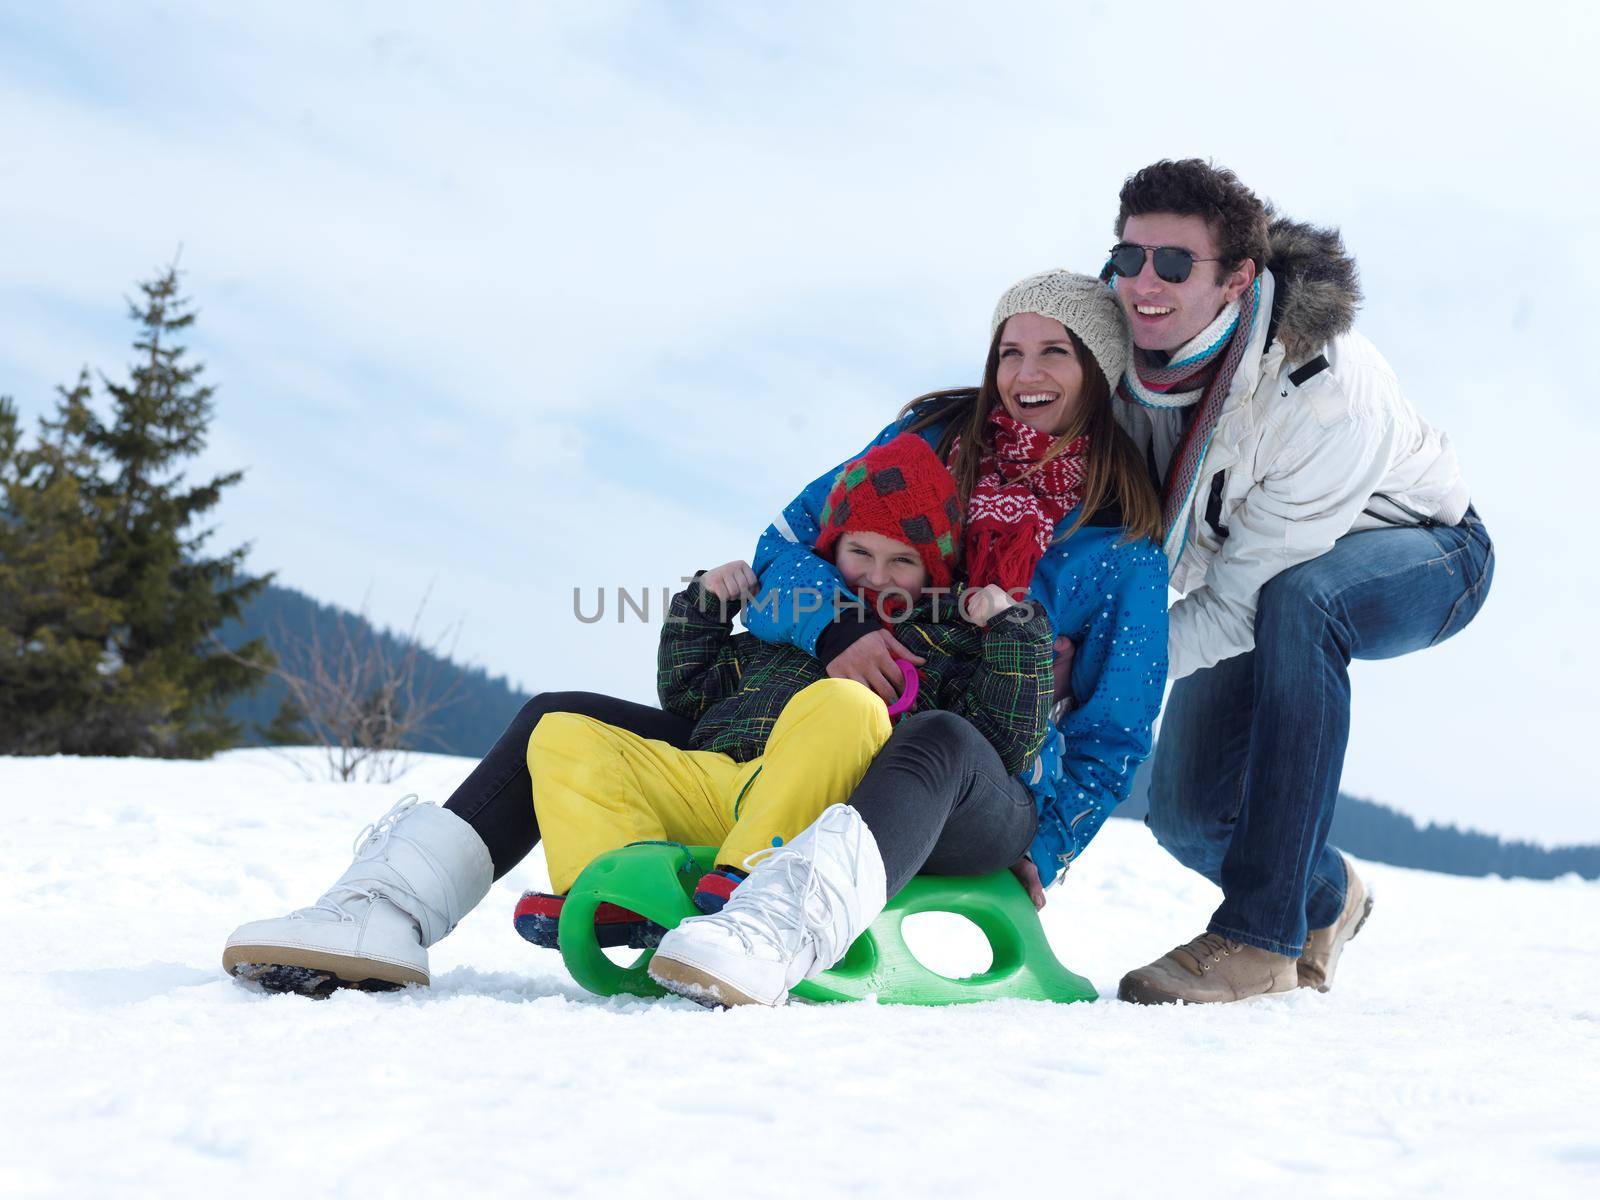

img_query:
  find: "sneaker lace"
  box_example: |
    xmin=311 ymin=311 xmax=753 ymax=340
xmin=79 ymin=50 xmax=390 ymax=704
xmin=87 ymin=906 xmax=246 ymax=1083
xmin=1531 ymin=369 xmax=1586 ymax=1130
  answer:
xmin=1169 ymin=931 xmax=1242 ymax=976
xmin=292 ymin=795 xmax=421 ymax=922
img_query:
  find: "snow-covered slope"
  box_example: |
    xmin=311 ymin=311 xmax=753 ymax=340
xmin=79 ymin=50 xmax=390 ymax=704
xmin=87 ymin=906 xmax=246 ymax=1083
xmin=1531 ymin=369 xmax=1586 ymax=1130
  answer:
xmin=4 ymin=751 xmax=1597 ymax=1198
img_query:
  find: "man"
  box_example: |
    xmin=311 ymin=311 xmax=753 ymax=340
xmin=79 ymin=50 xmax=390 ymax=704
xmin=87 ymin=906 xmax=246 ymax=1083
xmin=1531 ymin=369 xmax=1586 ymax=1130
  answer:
xmin=1105 ymin=159 xmax=1494 ymax=1005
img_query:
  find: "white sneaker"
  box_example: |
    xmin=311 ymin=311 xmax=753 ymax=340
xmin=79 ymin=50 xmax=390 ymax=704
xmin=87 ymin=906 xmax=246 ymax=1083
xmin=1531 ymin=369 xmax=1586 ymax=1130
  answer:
xmin=648 ymin=804 xmax=887 ymax=1007
xmin=223 ymin=797 xmax=493 ymax=994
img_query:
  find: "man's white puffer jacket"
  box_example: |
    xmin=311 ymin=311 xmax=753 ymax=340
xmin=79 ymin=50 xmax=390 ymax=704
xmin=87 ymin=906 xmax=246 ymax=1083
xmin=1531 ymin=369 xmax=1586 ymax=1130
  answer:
xmin=1114 ymin=219 xmax=1470 ymax=681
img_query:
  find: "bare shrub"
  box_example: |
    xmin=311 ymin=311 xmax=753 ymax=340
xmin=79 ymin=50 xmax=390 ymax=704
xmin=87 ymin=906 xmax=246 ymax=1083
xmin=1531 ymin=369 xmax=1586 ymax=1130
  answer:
xmin=224 ymin=588 xmax=465 ymax=783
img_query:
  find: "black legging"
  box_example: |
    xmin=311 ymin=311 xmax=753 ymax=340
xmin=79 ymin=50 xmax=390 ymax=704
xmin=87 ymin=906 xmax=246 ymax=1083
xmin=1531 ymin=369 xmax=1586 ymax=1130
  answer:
xmin=444 ymin=691 xmax=694 ymax=880
xmin=848 ymin=710 xmax=1039 ymax=897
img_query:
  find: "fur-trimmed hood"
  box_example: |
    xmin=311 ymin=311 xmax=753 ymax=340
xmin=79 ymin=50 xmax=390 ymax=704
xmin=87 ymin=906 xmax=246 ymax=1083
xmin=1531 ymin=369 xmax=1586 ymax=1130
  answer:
xmin=1265 ymin=215 xmax=1362 ymax=360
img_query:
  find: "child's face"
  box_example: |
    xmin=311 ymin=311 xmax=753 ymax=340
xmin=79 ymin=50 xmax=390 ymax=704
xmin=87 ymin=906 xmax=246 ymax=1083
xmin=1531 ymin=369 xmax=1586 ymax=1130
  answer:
xmin=835 ymin=531 xmax=929 ymax=601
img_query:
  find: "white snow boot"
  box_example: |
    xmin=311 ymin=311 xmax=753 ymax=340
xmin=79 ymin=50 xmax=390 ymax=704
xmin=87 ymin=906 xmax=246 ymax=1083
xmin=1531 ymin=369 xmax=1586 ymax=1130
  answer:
xmin=648 ymin=804 xmax=888 ymax=1007
xmin=223 ymin=796 xmax=493 ymax=996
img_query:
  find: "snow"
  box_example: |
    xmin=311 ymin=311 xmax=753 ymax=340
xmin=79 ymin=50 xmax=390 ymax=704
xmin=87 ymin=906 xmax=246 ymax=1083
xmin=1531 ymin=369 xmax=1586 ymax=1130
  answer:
xmin=4 ymin=749 xmax=1598 ymax=1198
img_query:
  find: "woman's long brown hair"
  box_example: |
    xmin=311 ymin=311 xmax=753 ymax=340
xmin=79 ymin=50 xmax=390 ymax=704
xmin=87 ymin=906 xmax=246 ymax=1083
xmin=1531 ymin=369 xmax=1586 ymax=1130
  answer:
xmin=898 ymin=324 xmax=1162 ymax=545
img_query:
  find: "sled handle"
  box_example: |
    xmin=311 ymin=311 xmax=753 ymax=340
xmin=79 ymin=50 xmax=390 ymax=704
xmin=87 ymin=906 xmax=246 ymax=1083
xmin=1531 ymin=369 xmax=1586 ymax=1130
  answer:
xmin=884 ymin=659 xmax=920 ymax=717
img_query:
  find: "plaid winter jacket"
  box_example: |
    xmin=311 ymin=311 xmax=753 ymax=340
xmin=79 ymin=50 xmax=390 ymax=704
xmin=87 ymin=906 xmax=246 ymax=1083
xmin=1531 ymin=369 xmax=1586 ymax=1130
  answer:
xmin=658 ymin=576 xmax=1053 ymax=776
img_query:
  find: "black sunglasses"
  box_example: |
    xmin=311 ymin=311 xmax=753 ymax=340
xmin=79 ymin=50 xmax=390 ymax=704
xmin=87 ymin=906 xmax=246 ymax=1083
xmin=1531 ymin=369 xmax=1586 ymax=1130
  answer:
xmin=1101 ymin=242 xmax=1221 ymax=285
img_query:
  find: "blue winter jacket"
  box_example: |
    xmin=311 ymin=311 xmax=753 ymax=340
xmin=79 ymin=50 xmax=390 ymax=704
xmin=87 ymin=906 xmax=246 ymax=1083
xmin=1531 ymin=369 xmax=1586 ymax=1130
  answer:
xmin=746 ymin=412 xmax=1169 ymax=887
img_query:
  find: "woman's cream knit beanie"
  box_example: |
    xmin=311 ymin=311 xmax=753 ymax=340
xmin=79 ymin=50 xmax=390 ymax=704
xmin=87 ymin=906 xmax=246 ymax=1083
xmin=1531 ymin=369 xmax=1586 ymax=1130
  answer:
xmin=990 ymin=270 xmax=1130 ymax=385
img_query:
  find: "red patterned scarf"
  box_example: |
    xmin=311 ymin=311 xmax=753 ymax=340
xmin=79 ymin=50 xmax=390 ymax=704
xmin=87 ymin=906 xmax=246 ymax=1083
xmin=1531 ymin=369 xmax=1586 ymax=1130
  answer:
xmin=960 ymin=410 xmax=1088 ymax=594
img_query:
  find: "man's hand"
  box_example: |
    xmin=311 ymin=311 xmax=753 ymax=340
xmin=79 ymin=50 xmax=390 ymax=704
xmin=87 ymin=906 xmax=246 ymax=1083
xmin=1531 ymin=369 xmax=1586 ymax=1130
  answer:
xmin=700 ymin=560 xmax=758 ymax=603
xmin=961 ymin=584 xmax=1020 ymax=626
xmin=1010 ymin=855 xmax=1046 ymax=910
xmin=826 ymin=628 xmax=927 ymax=704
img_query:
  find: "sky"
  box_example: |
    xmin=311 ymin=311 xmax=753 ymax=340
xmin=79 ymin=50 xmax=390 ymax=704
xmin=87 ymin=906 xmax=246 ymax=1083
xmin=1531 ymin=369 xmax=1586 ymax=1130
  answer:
xmin=2 ymin=0 xmax=1597 ymax=844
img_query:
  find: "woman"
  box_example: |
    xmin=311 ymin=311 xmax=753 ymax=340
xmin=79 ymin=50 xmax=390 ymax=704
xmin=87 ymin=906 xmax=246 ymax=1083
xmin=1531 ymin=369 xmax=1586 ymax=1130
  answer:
xmin=222 ymin=270 xmax=1165 ymax=1002
xmin=646 ymin=270 xmax=1170 ymax=1006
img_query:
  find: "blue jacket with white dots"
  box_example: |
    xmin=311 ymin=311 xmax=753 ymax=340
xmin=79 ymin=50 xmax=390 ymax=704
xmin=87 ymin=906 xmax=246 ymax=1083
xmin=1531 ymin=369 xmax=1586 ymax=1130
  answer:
xmin=746 ymin=411 xmax=1169 ymax=887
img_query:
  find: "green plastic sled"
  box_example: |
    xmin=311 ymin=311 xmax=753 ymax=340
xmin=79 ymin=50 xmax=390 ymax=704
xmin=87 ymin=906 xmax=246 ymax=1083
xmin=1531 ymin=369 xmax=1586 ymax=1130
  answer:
xmin=557 ymin=842 xmax=1096 ymax=1006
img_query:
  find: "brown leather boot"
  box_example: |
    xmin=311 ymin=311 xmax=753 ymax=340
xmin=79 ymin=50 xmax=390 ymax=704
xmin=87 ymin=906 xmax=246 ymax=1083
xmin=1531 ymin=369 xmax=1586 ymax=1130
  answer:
xmin=1118 ymin=932 xmax=1297 ymax=1005
xmin=1298 ymin=859 xmax=1373 ymax=992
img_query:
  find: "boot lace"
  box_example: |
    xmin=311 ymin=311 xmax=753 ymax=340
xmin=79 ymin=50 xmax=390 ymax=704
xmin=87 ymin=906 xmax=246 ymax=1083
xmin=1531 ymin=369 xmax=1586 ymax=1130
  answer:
xmin=703 ymin=851 xmax=820 ymax=959
xmin=1169 ymin=931 xmax=1242 ymax=976
xmin=292 ymin=795 xmax=421 ymax=923
xmin=688 ymin=806 xmax=860 ymax=962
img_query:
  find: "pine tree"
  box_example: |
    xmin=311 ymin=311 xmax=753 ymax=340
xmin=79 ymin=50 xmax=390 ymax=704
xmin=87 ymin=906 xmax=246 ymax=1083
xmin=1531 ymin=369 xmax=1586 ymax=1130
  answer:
xmin=0 ymin=384 xmax=121 ymax=753
xmin=75 ymin=263 xmax=271 ymax=756
xmin=261 ymin=694 xmax=310 ymax=746
xmin=2 ymin=264 xmax=271 ymax=756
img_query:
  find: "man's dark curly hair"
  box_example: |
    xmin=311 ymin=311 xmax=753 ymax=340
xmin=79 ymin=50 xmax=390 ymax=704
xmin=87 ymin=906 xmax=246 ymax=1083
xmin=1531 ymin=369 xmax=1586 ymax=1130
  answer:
xmin=1115 ymin=159 xmax=1270 ymax=281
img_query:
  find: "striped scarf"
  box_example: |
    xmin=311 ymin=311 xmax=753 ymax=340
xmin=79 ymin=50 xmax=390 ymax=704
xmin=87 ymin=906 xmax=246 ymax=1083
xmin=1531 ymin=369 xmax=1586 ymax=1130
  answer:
xmin=959 ymin=410 xmax=1088 ymax=595
xmin=1116 ymin=278 xmax=1260 ymax=560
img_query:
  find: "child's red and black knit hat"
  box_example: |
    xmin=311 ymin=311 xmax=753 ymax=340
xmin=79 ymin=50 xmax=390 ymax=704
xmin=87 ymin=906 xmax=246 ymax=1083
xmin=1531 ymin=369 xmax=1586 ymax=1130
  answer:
xmin=814 ymin=433 xmax=962 ymax=589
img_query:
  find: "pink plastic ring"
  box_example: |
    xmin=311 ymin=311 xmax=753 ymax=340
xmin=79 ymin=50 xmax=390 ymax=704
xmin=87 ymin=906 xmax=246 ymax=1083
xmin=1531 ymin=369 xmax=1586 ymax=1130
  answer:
xmin=884 ymin=659 xmax=921 ymax=717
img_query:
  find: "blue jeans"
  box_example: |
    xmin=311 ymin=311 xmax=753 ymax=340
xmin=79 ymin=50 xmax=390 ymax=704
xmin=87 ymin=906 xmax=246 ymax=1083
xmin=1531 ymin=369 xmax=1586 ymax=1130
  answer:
xmin=1147 ymin=508 xmax=1494 ymax=956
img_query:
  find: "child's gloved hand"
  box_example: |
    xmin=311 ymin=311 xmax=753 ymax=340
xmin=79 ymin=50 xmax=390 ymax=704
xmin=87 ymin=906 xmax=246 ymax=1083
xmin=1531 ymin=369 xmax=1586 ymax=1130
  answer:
xmin=961 ymin=584 xmax=1019 ymax=626
xmin=700 ymin=560 xmax=759 ymax=603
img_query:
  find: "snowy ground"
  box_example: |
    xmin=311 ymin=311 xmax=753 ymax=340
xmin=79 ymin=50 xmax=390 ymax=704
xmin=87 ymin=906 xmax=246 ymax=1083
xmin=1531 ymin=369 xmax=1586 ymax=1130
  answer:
xmin=3 ymin=750 xmax=1597 ymax=1199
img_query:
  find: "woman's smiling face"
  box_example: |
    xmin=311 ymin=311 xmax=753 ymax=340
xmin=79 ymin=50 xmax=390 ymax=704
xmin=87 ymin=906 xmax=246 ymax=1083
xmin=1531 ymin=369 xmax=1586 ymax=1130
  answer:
xmin=995 ymin=313 xmax=1086 ymax=436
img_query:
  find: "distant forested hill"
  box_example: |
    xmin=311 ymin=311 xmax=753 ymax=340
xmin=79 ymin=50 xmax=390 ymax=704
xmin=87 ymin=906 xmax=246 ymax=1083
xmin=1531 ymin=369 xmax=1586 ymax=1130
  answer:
xmin=1112 ymin=761 xmax=1599 ymax=881
xmin=222 ymin=583 xmax=526 ymax=758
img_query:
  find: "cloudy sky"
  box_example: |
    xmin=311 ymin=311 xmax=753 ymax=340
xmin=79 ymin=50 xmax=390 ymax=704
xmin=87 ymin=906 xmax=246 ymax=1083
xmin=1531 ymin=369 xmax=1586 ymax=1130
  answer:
xmin=3 ymin=1 xmax=1596 ymax=843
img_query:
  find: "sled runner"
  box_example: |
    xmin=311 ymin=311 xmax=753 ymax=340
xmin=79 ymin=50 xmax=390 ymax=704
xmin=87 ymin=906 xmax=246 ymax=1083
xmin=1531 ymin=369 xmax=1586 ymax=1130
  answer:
xmin=557 ymin=842 xmax=1095 ymax=1006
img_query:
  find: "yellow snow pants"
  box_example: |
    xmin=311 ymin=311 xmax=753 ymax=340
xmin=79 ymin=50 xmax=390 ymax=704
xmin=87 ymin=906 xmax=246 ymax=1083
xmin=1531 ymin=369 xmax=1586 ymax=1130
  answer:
xmin=529 ymin=679 xmax=892 ymax=894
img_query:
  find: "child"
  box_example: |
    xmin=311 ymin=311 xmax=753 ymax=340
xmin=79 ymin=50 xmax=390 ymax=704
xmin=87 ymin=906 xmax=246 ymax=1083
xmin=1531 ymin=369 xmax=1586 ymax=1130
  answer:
xmin=513 ymin=433 xmax=1054 ymax=948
